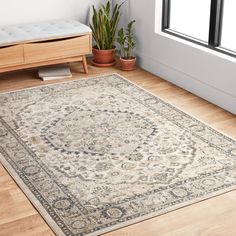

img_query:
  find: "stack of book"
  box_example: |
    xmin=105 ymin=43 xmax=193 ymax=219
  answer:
xmin=38 ymin=64 xmax=72 ymax=81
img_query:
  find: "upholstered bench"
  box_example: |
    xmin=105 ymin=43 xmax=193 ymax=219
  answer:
xmin=0 ymin=20 xmax=92 ymax=74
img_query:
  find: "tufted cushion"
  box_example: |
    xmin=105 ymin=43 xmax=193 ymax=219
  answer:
xmin=0 ymin=20 xmax=92 ymax=47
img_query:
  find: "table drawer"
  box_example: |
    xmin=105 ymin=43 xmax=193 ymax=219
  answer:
xmin=0 ymin=45 xmax=24 ymax=67
xmin=24 ymin=35 xmax=91 ymax=63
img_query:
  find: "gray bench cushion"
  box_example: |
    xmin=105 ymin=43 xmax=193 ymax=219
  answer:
xmin=0 ymin=20 xmax=91 ymax=47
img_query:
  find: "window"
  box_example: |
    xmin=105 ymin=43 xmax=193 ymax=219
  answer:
xmin=169 ymin=0 xmax=211 ymax=42
xmin=162 ymin=0 xmax=236 ymax=57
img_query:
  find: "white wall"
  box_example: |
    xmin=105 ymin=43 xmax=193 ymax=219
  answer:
xmin=0 ymin=0 xmax=106 ymax=25
xmin=115 ymin=0 xmax=236 ymax=115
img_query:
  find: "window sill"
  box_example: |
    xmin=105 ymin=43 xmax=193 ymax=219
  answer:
xmin=158 ymin=29 xmax=236 ymax=63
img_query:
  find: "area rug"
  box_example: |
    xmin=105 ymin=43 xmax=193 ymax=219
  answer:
xmin=1 ymin=74 xmax=236 ymax=236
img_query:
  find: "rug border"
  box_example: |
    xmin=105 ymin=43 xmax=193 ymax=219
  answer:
xmin=0 ymin=73 xmax=115 ymax=95
xmin=113 ymin=73 xmax=236 ymax=142
xmin=1 ymin=150 xmax=236 ymax=236
xmin=1 ymin=72 xmax=235 ymax=142
xmin=1 ymin=73 xmax=236 ymax=236
xmin=0 ymin=152 xmax=65 ymax=236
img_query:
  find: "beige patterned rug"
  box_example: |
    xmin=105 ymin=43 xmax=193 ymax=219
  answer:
xmin=1 ymin=74 xmax=236 ymax=236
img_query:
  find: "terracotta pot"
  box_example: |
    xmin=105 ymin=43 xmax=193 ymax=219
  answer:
xmin=92 ymin=47 xmax=116 ymax=67
xmin=120 ymin=57 xmax=136 ymax=71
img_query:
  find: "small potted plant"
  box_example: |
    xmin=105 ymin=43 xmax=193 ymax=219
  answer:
xmin=117 ymin=20 xmax=136 ymax=71
xmin=90 ymin=1 xmax=124 ymax=67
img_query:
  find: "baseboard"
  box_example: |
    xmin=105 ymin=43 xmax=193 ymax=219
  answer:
xmin=136 ymin=52 xmax=236 ymax=115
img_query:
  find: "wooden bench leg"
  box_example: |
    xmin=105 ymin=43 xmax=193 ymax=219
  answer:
xmin=82 ymin=56 xmax=88 ymax=74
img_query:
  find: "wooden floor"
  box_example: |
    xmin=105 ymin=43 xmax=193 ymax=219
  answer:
xmin=1 ymin=61 xmax=236 ymax=236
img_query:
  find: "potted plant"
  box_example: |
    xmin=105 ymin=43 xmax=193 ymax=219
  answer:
xmin=117 ymin=20 xmax=136 ymax=71
xmin=90 ymin=1 xmax=124 ymax=67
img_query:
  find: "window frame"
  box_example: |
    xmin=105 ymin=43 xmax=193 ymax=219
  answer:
xmin=162 ymin=0 xmax=236 ymax=58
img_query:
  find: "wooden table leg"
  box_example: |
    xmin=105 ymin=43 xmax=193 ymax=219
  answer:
xmin=82 ymin=56 xmax=88 ymax=74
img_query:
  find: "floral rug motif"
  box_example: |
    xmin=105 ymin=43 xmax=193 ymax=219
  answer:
xmin=1 ymin=74 xmax=236 ymax=236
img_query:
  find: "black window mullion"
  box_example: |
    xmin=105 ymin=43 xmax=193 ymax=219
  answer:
xmin=162 ymin=0 xmax=170 ymax=29
xmin=208 ymin=0 xmax=224 ymax=47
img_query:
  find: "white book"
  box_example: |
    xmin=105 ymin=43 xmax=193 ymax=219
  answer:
xmin=38 ymin=64 xmax=72 ymax=78
xmin=41 ymin=74 xmax=73 ymax=81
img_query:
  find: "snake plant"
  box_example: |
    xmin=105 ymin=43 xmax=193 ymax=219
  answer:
xmin=90 ymin=1 xmax=124 ymax=50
